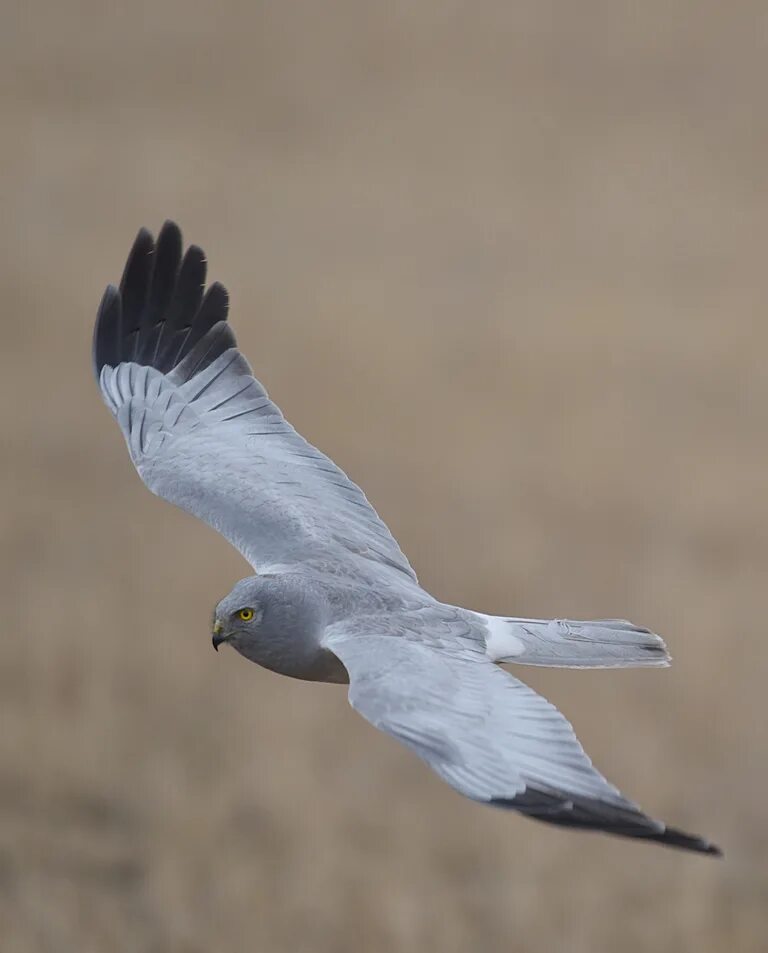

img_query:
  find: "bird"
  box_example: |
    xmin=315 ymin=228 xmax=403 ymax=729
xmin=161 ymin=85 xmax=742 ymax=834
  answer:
xmin=93 ymin=221 xmax=720 ymax=856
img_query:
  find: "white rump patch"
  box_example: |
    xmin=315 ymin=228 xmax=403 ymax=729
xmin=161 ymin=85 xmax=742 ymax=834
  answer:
xmin=481 ymin=615 xmax=526 ymax=661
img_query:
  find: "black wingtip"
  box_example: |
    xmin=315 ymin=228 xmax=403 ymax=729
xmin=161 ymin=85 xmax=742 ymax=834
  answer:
xmin=160 ymin=219 xmax=182 ymax=241
xmin=659 ymin=826 xmax=723 ymax=857
xmin=93 ymin=222 xmax=234 ymax=383
xmin=118 ymin=228 xmax=156 ymax=350
xmin=119 ymin=228 xmax=155 ymax=302
xmin=130 ymin=226 xmax=155 ymax=252
xmin=492 ymin=789 xmax=722 ymax=857
xmin=92 ymin=284 xmax=122 ymax=379
xmin=195 ymin=281 xmax=229 ymax=327
xmin=155 ymin=221 xmax=183 ymax=270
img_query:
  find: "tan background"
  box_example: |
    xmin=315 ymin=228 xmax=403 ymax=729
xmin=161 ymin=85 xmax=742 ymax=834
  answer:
xmin=1 ymin=3 xmax=766 ymax=951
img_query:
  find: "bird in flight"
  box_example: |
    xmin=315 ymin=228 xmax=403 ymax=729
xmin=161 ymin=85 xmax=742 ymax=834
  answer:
xmin=93 ymin=222 xmax=720 ymax=855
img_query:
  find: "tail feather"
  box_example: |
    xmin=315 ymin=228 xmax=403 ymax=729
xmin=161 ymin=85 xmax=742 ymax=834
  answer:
xmin=482 ymin=615 xmax=670 ymax=669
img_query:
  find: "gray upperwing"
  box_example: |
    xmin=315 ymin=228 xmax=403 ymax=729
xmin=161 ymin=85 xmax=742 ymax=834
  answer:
xmin=94 ymin=223 xmax=417 ymax=581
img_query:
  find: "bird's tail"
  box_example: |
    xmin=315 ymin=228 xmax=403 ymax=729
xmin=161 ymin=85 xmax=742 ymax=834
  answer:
xmin=479 ymin=614 xmax=670 ymax=668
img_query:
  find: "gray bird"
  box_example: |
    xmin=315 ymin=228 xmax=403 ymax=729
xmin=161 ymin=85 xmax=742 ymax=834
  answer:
xmin=93 ymin=222 xmax=720 ymax=855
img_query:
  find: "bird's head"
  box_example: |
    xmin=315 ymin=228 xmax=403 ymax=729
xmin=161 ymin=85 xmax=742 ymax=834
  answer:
xmin=210 ymin=573 xmax=343 ymax=681
xmin=211 ymin=575 xmax=272 ymax=653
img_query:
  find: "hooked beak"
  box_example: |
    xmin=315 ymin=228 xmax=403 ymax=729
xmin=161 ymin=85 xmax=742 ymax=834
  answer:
xmin=212 ymin=619 xmax=228 ymax=652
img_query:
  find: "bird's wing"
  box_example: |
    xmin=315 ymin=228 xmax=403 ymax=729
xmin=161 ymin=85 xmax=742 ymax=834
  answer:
xmin=93 ymin=222 xmax=417 ymax=582
xmin=325 ymin=612 xmax=720 ymax=855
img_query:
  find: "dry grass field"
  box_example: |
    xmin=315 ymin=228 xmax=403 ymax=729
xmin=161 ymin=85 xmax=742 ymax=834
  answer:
xmin=1 ymin=3 xmax=767 ymax=951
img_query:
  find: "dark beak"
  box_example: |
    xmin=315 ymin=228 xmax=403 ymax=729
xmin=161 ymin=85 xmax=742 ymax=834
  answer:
xmin=212 ymin=621 xmax=227 ymax=652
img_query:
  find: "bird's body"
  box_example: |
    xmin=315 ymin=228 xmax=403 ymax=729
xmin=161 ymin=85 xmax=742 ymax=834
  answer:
xmin=93 ymin=222 xmax=720 ymax=856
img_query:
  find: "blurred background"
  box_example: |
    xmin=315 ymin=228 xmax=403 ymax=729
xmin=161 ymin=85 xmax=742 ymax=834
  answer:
xmin=2 ymin=2 xmax=766 ymax=951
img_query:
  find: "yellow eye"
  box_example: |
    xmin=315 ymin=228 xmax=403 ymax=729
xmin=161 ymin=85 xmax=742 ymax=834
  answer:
xmin=238 ymin=608 xmax=255 ymax=622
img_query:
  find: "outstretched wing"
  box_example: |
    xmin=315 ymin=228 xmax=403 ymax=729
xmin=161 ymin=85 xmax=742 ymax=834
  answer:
xmin=93 ymin=222 xmax=417 ymax=582
xmin=325 ymin=618 xmax=720 ymax=855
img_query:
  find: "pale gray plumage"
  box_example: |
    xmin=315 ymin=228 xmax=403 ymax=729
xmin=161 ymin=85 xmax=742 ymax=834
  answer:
xmin=93 ymin=222 xmax=720 ymax=855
